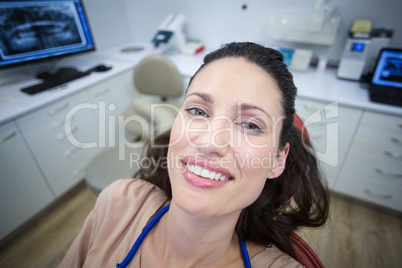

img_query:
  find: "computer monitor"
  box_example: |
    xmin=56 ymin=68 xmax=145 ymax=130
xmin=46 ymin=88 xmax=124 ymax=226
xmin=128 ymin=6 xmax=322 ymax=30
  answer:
xmin=369 ymin=48 xmax=402 ymax=106
xmin=371 ymin=48 xmax=402 ymax=89
xmin=0 ymin=0 xmax=95 ymax=70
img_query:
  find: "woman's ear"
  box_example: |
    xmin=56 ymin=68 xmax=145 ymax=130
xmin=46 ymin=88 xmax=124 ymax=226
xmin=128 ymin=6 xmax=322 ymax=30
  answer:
xmin=267 ymin=143 xmax=290 ymax=179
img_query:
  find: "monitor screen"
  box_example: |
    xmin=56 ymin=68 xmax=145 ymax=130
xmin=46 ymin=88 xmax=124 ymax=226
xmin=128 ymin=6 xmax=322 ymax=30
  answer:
xmin=0 ymin=0 xmax=95 ymax=69
xmin=350 ymin=42 xmax=365 ymax=53
xmin=371 ymin=49 xmax=402 ymax=88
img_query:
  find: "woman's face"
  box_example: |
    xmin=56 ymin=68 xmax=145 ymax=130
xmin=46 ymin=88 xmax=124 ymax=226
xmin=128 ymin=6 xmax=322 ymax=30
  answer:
xmin=167 ymin=57 xmax=289 ymax=218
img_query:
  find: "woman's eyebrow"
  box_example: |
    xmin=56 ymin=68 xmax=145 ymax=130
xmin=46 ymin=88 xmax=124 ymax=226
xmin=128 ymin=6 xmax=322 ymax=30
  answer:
xmin=186 ymin=92 xmax=214 ymax=104
xmin=239 ymin=103 xmax=269 ymax=115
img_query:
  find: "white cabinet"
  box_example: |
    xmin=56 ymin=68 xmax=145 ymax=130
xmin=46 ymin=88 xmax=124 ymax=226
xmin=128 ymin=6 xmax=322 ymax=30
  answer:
xmin=87 ymin=70 xmax=137 ymax=146
xmin=295 ymin=97 xmax=362 ymax=188
xmin=14 ymin=70 xmax=136 ymax=198
xmin=335 ymin=111 xmax=402 ymax=212
xmin=297 ymin=97 xmax=402 ymax=212
xmin=16 ymin=90 xmax=100 ymax=197
xmin=0 ymin=70 xmax=136 ymax=240
xmin=0 ymin=121 xmax=54 ymax=240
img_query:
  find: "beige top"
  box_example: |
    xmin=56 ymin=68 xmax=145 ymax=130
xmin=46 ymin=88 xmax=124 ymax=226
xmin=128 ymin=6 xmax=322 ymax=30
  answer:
xmin=58 ymin=179 xmax=302 ymax=268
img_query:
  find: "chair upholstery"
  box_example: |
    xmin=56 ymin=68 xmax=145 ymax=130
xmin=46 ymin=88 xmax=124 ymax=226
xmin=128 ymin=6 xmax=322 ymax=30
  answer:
xmin=293 ymin=113 xmax=309 ymax=142
xmin=123 ymin=54 xmax=184 ymax=138
xmin=133 ymin=54 xmax=183 ymax=97
xmin=290 ymin=232 xmax=325 ymax=268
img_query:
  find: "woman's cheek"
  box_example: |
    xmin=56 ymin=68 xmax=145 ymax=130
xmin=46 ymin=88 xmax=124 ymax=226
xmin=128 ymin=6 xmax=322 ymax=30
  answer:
xmin=235 ymin=144 xmax=273 ymax=179
xmin=169 ymin=113 xmax=187 ymax=148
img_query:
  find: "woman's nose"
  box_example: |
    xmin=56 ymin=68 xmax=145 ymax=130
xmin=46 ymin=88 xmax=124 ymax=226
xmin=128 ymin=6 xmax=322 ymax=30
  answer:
xmin=189 ymin=116 xmax=232 ymax=156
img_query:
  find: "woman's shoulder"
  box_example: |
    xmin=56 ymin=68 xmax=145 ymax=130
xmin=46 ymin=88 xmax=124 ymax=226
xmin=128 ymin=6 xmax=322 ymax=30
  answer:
xmin=97 ymin=178 xmax=168 ymax=213
xmin=101 ymin=178 xmax=164 ymax=196
xmin=250 ymin=244 xmax=303 ymax=267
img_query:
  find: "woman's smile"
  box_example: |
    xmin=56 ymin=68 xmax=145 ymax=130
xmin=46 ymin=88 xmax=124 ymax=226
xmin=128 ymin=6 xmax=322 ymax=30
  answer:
xmin=181 ymin=156 xmax=234 ymax=189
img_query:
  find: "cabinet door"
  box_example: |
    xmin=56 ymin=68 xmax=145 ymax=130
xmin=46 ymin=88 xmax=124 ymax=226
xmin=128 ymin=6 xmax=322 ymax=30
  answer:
xmin=16 ymin=91 xmax=100 ymax=197
xmin=0 ymin=121 xmax=54 ymax=240
xmin=295 ymin=97 xmax=362 ymax=188
xmin=88 ymin=70 xmax=137 ymax=146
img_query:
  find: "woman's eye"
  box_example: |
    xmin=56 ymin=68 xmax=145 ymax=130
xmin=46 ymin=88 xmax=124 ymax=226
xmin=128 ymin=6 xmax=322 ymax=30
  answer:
xmin=241 ymin=122 xmax=262 ymax=132
xmin=186 ymin=107 xmax=207 ymax=117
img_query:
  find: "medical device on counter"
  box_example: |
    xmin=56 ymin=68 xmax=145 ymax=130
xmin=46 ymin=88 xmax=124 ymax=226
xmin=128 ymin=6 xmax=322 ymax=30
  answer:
xmin=267 ymin=0 xmax=341 ymax=46
xmin=278 ymin=48 xmax=314 ymax=71
xmin=151 ymin=14 xmax=187 ymax=53
xmin=337 ymin=19 xmax=393 ymax=81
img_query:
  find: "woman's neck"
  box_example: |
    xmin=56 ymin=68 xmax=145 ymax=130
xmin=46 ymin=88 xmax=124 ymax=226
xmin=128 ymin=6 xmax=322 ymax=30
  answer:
xmin=141 ymin=202 xmax=243 ymax=267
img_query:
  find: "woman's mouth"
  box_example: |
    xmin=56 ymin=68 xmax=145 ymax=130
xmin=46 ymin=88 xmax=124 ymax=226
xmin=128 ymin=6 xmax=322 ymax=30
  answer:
xmin=180 ymin=156 xmax=234 ymax=189
xmin=184 ymin=162 xmax=232 ymax=181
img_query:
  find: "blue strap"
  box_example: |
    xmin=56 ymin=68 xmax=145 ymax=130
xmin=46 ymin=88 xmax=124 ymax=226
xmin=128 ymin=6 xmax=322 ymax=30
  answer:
xmin=116 ymin=204 xmax=170 ymax=268
xmin=116 ymin=203 xmax=251 ymax=268
xmin=240 ymin=237 xmax=252 ymax=268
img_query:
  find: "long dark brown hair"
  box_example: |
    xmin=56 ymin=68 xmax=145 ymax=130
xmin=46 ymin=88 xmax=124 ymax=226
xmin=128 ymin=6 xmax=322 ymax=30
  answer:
xmin=135 ymin=42 xmax=329 ymax=259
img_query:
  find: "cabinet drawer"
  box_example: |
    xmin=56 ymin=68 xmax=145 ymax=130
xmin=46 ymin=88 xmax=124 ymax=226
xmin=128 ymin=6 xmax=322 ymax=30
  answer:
xmin=352 ymin=125 xmax=402 ymax=157
xmin=17 ymin=90 xmax=91 ymax=143
xmin=295 ymin=98 xmax=362 ymax=135
xmin=31 ymin=121 xmax=98 ymax=157
xmin=27 ymin=109 xmax=98 ymax=155
xmin=36 ymin=140 xmax=101 ymax=197
xmin=334 ymin=173 xmax=402 ymax=212
xmin=342 ymin=149 xmax=402 ymax=188
xmin=308 ymin=129 xmax=351 ymax=158
xmin=360 ymin=110 xmax=402 ymax=133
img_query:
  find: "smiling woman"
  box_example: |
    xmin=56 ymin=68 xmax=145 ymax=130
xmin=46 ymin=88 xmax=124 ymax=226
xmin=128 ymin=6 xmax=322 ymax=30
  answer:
xmin=58 ymin=42 xmax=329 ymax=268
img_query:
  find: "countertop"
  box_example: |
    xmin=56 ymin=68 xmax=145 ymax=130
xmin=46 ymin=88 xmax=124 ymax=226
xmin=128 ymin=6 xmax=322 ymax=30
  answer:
xmin=1 ymin=42 xmax=401 ymax=125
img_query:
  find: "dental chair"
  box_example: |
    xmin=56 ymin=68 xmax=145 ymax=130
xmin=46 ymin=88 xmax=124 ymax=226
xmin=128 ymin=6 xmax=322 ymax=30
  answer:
xmin=123 ymin=54 xmax=184 ymax=139
xmin=85 ymin=54 xmax=184 ymax=195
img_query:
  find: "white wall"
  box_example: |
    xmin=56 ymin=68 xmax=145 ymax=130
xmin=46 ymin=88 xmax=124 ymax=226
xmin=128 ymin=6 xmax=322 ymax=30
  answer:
xmin=83 ymin=0 xmax=132 ymax=51
xmin=119 ymin=0 xmax=402 ymax=61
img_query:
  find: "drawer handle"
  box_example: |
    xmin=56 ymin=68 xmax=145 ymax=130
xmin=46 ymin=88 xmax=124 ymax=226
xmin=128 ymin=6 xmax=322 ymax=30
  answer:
xmin=390 ymin=137 xmax=402 ymax=145
xmin=57 ymin=127 xmax=78 ymax=140
xmin=93 ymin=87 xmax=110 ymax=97
xmin=364 ymin=189 xmax=392 ymax=199
xmin=303 ymin=103 xmax=333 ymax=114
xmin=52 ymin=117 xmax=72 ymax=128
xmin=64 ymin=144 xmax=82 ymax=157
xmin=374 ymin=167 xmax=402 ymax=178
xmin=72 ymin=170 xmax=84 ymax=177
xmin=47 ymin=103 xmax=69 ymax=115
xmin=300 ymin=116 xmax=325 ymax=126
xmin=52 ymin=120 xmax=63 ymax=128
xmin=384 ymin=150 xmax=402 ymax=161
xmin=303 ymin=104 xmax=320 ymax=111
xmin=0 ymin=131 xmax=16 ymax=144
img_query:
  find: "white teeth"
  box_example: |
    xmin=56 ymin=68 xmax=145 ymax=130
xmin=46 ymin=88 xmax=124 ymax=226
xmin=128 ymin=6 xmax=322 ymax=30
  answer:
xmin=193 ymin=166 xmax=202 ymax=176
xmin=200 ymin=169 xmax=210 ymax=178
xmin=189 ymin=165 xmax=195 ymax=173
xmin=185 ymin=164 xmax=230 ymax=181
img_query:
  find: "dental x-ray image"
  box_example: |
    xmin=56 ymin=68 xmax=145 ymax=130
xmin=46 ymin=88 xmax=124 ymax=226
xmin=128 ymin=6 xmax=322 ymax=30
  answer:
xmin=0 ymin=3 xmax=85 ymax=60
